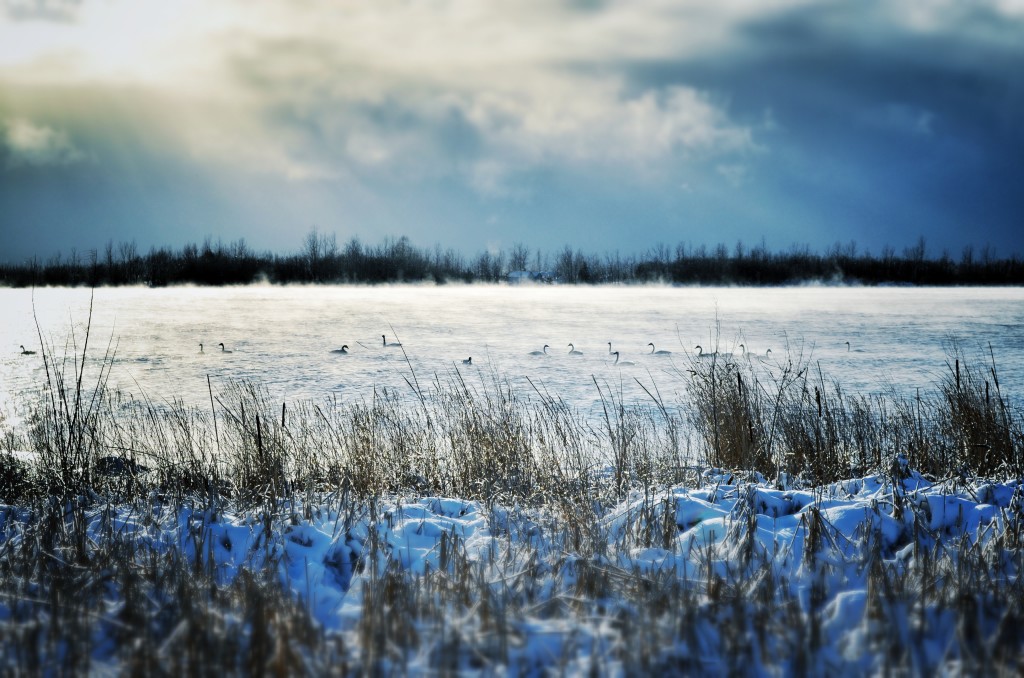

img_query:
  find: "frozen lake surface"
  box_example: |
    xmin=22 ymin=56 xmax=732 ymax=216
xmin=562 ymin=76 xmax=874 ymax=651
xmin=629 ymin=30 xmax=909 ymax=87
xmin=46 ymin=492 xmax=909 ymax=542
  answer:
xmin=2 ymin=285 xmax=1023 ymax=424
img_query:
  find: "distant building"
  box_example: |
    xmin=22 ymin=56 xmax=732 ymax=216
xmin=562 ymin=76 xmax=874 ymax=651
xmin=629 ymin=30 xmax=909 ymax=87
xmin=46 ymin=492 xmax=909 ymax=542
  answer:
xmin=507 ymin=270 xmax=558 ymax=284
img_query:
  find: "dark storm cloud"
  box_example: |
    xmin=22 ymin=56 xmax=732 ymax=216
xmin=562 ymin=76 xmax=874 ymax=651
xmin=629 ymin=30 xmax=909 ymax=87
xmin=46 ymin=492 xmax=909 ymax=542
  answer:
xmin=621 ymin=3 xmax=1024 ymax=254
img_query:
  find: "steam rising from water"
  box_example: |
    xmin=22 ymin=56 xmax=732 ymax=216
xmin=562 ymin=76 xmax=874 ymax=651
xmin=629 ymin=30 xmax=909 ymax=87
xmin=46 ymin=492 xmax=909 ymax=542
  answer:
xmin=2 ymin=285 xmax=1022 ymax=425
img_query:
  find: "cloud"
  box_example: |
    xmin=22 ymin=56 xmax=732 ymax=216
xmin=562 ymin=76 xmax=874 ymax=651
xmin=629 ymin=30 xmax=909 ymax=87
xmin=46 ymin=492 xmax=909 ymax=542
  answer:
xmin=1 ymin=0 xmax=1022 ymax=258
xmin=860 ymin=104 xmax=935 ymax=137
xmin=2 ymin=0 xmax=82 ymax=23
xmin=4 ymin=0 xmax=764 ymax=189
xmin=466 ymin=82 xmax=755 ymax=165
xmin=716 ymin=163 xmax=749 ymax=187
xmin=222 ymin=37 xmax=758 ymax=194
xmin=2 ymin=117 xmax=85 ymax=167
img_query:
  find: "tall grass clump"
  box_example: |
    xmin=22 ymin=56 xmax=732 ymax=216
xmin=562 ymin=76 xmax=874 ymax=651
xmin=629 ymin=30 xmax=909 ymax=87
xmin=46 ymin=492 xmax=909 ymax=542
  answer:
xmin=25 ymin=294 xmax=122 ymax=498
xmin=682 ymin=339 xmax=1022 ymax=484
xmin=940 ymin=341 xmax=1022 ymax=476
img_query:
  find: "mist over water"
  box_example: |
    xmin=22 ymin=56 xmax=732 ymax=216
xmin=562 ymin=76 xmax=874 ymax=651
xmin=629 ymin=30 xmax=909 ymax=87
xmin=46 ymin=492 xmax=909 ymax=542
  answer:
xmin=2 ymin=285 xmax=1022 ymax=427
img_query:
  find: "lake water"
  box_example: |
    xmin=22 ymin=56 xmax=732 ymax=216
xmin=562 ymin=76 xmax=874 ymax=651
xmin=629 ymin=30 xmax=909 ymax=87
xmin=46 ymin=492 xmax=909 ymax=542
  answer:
xmin=2 ymin=285 xmax=1023 ymax=427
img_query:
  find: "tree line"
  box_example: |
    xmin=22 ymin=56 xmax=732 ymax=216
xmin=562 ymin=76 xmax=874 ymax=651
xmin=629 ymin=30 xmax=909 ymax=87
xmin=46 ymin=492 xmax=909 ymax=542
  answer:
xmin=1 ymin=231 xmax=1021 ymax=287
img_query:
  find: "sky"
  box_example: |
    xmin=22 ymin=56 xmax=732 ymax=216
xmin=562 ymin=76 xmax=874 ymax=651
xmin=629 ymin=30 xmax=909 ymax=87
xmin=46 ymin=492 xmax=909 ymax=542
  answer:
xmin=1 ymin=0 xmax=1022 ymax=263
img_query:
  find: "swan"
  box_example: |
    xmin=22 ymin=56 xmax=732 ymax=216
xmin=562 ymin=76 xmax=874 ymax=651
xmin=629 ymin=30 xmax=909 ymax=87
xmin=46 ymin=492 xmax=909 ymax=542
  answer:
xmin=528 ymin=344 xmax=550 ymax=356
xmin=199 ymin=343 xmax=204 ymax=353
xmin=611 ymin=351 xmax=635 ymax=366
xmin=218 ymin=343 xmax=233 ymax=353
xmin=738 ymin=344 xmax=773 ymax=361
xmin=19 ymin=345 xmax=36 ymax=355
xmin=607 ymin=342 xmax=613 ymax=354
xmin=695 ymin=345 xmax=733 ymax=359
xmin=331 ymin=345 xmax=350 ymax=354
xmin=567 ymin=343 xmax=583 ymax=355
xmin=743 ymin=345 xmax=775 ymax=362
xmin=845 ymin=341 xmax=851 ymax=352
xmin=462 ymin=357 xmax=473 ymax=365
xmin=694 ymin=345 xmax=716 ymax=358
xmin=382 ymin=334 xmax=402 ymax=347
xmin=648 ymin=342 xmax=671 ymax=355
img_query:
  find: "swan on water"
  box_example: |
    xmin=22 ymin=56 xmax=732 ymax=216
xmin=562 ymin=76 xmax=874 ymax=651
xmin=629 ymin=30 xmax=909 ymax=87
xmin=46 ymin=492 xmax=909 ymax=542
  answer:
xmin=845 ymin=341 xmax=851 ymax=352
xmin=331 ymin=345 xmax=350 ymax=354
xmin=199 ymin=343 xmax=204 ymax=353
xmin=19 ymin=345 xmax=36 ymax=355
xmin=528 ymin=345 xmax=550 ymax=356
xmin=607 ymin=342 xmax=613 ymax=354
xmin=611 ymin=351 xmax=635 ymax=366
xmin=219 ymin=343 xmax=233 ymax=353
xmin=739 ymin=344 xmax=773 ymax=361
xmin=462 ymin=357 xmax=473 ymax=365
xmin=568 ymin=343 xmax=583 ymax=355
xmin=382 ymin=335 xmax=402 ymax=347
xmin=695 ymin=345 xmax=733 ymax=359
xmin=648 ymin=342 xmax=671 ymax=355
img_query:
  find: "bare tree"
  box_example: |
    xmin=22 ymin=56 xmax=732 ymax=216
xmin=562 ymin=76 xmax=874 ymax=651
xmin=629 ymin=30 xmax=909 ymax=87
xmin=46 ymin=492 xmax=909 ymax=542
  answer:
xmin=509 ymin=242 xmax=530 ymax=271
xmin=303 ymin=227 xmax=337 ymax=280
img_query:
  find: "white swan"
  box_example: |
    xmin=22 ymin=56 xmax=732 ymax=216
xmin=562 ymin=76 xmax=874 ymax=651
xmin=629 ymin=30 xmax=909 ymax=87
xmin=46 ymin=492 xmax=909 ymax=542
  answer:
xmin=382 ymin=334 xmax=402 ymax=347
xmin=648 ymin=342 xmax=671 ymax=355
xmin=19 ymin=345 xmax=36 ymax=355
xmin=568 ymin=343 xmax=583 ymax=355
xmin=462 ymin=357 xmax=473 ymax=365
xmin=528 ymin=344 xmax=550 ymax=356
xmin=611 ymin=351 xmax=635 ymax=366
xmin=695 ymin=345 xmax=733 ymax=359
xmin=694 ymin=345 xmax=715 ymax=358
xmin=607 ymin=342 xmax=613 ymax=354
xmin=199 ymin=343 xmax=204 ymax=353
xmin=739 ymin=344 xmax=773 ymax=361
xmin=218 ymin=342 xmax=233 ymax=354
xmin=331 ymin=345 xmax=350 ymax=354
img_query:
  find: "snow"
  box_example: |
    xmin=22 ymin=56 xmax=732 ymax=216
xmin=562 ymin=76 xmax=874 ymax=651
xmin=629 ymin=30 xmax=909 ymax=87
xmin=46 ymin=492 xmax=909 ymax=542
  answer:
xmin=3 ymin=467 xmax=1019 ymax=673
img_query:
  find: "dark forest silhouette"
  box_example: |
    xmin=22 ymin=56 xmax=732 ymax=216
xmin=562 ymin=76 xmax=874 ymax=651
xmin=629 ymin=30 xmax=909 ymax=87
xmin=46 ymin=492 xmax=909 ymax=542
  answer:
xmin=2 ymin=231 xmax=1021 ymax=287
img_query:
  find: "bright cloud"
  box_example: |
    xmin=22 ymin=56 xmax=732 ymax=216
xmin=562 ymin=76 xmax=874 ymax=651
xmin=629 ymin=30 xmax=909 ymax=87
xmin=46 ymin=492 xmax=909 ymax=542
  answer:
xmin=2 ymin=117 xmax=84 ymax=167
xmin=0 ymin=0 xmax=765 ymax=189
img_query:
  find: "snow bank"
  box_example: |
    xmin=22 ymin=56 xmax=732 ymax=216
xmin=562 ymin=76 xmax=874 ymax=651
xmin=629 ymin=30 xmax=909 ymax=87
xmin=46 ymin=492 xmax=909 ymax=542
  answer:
xmin=1 ymin=469 xmax=1021 ymax=674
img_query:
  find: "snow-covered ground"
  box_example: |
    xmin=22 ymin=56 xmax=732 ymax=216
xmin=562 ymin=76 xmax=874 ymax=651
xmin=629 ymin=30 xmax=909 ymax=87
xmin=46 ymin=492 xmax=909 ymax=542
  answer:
xmin=3 ymin=458 xmax=1020 ymax=674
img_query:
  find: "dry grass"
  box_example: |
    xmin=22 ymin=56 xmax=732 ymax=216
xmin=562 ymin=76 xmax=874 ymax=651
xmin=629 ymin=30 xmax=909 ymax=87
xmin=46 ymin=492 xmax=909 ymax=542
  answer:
xmin=681 ymin=339 xmax=1022 ymax=484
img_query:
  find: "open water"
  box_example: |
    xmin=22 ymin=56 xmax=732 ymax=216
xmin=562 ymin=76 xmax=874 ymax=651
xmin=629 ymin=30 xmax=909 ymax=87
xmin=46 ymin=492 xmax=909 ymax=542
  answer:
xmin=2 ymin=285 xmax=1022 ymax=427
